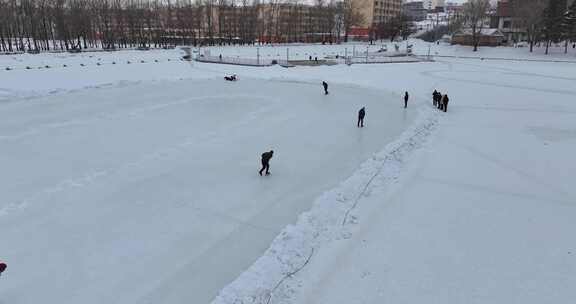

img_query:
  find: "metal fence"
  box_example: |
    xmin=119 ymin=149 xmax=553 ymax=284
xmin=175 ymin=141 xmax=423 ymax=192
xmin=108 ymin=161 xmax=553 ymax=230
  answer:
xmin=345 ymin=55 xmax=431 ymax=65
xmin=196 ymin=55 xmax=291 ymax=67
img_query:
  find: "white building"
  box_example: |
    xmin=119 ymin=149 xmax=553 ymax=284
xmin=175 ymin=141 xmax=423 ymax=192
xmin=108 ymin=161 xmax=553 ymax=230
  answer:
xmin=423 ymin=0 xmax=445 ymax=10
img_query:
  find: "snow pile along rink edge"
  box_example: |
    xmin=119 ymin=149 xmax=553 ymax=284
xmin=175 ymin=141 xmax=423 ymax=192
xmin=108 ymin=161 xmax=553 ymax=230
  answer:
xmin=211 ymin=105 xmax=439 ymax=304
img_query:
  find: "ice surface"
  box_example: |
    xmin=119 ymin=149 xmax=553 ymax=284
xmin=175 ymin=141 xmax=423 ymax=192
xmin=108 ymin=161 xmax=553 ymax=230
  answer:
xmin=1 ymin=40 xmax=575 ymax=304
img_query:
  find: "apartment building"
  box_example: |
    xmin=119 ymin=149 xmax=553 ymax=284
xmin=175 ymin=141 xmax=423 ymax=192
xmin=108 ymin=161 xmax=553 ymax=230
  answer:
xmin=355 ymin=0 xmax=403 ymax=28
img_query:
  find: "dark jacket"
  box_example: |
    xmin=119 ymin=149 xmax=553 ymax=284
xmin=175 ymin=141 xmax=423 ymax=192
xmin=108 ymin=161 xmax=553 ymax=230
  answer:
xmin=443 ymin=95 xmax=449 ymax=104
xmin=358 ymin=108 xmax=366 ymax=118
xmin=322 ymin=82 xmax=328 ymax=89
xmin=261 ymin=151 xmax=273 ymax=163
xmin=404 ymin=92 xmax=409 ymax=101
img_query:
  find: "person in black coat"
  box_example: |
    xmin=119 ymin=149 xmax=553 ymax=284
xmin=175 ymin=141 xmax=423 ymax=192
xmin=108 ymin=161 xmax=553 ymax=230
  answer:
xmin=259 ymin=150 xmax=274 ymax=176
xmin=442 ymin=94 xmax=449 ymax=112
xmin=0 ymin=260 xmax=6 ymax=277
xmin=358 ymin=107 xmax=366 ymax=128
xmin=432 ymin=90 xmax=438 ymax=107
xmin=437 ymin=92 xmax=443 ymax=110
xmin=404 ymin=91 xmax=409 ymax=108
xmin=322 ymin=81 xmax=329 ymax=95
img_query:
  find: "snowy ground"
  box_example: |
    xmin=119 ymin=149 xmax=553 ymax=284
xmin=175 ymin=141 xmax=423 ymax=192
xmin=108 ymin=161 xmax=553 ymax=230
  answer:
xmin=1 ymin=41 xmax=575 ymax=304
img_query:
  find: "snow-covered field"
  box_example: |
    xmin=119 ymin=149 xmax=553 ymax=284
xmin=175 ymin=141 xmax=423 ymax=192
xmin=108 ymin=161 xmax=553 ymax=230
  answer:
xmin=1 ymin=41 xmax=575 ymax=304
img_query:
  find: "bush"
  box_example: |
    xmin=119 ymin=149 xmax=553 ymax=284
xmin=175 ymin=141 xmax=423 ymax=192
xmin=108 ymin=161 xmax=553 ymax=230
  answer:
xmin=417 ymin=25 xmax=451 ymax=43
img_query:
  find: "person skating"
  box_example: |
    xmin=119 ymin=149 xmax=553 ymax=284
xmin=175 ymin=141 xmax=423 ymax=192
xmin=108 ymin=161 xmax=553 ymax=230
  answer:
xmin=404 ymin=91 xmax=409 ymax=108
xmin=259 ymin=150 xmax=274 ymax=176
xmin=0 ymin=260 xmax=6 ymax=277
xmin=442 ymin=94 xmax=449 ymax=112
xmin=322 ymin=81 xmax=329 ymax=95
xmin=433 ymin=90 xmax=438 ymax=107
xmin=358 ymin=107 xmax=366 ymax=128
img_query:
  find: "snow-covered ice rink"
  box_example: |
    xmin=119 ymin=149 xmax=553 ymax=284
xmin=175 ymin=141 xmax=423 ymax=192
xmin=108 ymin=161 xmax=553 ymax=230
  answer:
xmin=0 ymin=75 xmax=414 ymax=303
xmin=1 ymin=41 xmax=575 ymax=304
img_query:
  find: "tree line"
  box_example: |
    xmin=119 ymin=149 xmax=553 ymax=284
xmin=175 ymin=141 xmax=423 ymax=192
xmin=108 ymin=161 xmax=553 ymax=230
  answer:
xmin=462 ymin=0 xmax=576 ymax=53
xmin=511 ymin=0 xmax=576 ymax=53
xmin=0 ymin=0 xmax=366 ymax=53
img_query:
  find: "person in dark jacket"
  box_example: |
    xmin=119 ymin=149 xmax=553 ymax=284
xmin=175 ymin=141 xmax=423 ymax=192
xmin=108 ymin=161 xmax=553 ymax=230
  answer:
xmin=442 ymin=94 xmax=449 ymax=112
xmin=0 ymin=260 xmax=6 ymax=277
xmin=224 ymin=74 xmax=237 ymax=81
xmin=322 ymin=81 xmax=329 ymax=95
xmin=432 ymin=90 xmax=438 ymax=107
xmin=404 ymin=91 xmax=409 ymax=108
xmin=358 ymin=107 xmax=366 ymax=128
xmin=259 ymin=150 xmax=274 ymax=176
xmin=437 ymin=92 xmax=443 ymax=110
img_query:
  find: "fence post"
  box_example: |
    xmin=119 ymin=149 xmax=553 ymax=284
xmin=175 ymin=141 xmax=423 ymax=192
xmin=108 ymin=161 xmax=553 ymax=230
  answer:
xmin=257 ymin=47 xmax=260 ymax=65
xmin=286 ymin=48 xmax=289 ymax=62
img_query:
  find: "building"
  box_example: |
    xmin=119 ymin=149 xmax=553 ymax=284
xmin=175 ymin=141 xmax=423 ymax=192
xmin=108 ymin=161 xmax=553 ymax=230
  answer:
xmin=423 ymin=0 xmax=445 ymax=10
xmin=489 ymin=0 xmax=531 ymax=44
xmin=354 ymin=0 xmax=402 ymax=27
xmin=403 ymin=1 xmax=427 ymax=21
xmin=443 ymin=1 xmax=464 ymax=15
xmin=351 ymin=0 xmax=402 ymax=39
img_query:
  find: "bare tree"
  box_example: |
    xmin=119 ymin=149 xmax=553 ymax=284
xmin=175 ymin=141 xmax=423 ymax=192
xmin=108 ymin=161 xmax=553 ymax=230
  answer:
xmin=341 ymin=0 xmax=364 ymax=42
xmin=512 ymin=0 xmax=549 ymax=52
xmin=463 ymin=0 xmax=490 ymax=51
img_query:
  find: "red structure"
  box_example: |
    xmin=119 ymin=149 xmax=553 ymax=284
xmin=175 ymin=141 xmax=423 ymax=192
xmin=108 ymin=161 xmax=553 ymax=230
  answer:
xmin=349 ymin=27 xmax=371 ymax=40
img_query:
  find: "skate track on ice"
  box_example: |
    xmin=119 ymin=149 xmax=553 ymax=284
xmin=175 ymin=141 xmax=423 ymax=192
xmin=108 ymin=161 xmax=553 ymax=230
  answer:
xmin=0 ymin=78 xmax=415 ymax=303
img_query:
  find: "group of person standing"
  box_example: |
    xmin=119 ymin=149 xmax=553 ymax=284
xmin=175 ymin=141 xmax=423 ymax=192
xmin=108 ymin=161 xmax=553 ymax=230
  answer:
xmin=433 ymin=90 xmax=449 ymax=112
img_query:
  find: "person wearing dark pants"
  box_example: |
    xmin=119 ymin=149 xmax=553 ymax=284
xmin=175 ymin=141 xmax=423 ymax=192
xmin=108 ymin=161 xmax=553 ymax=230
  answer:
xmin=442 ymin=94 xmax=449 ymax=112
xmin=438 ymin=93 xmax=444 ymax=111
xmin=404 ymin=91 xmax=409 ymax=108
xmin=358 ymin=107 xmax=366 ymax=128
xmin=259 ymin=150 xmax=274 ymax=176
xmin=322 ymin=81 xmax=329 ymax=95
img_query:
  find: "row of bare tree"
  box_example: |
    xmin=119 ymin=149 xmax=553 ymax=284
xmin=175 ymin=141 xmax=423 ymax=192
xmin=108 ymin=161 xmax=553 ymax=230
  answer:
xmin=0 ymin=0 xmax=366 ymax=53
xmin=462 ymin=0 xmax=576 ymax=53
xmin=513 ymin=0 xmax=576 ymax=53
